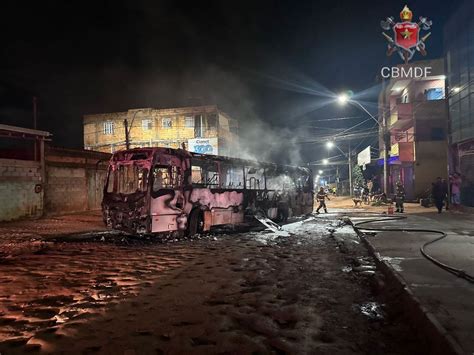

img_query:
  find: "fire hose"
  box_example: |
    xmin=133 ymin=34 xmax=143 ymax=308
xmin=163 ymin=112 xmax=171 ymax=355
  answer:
xmin=349 ymin=214 xmax=474 ymax=284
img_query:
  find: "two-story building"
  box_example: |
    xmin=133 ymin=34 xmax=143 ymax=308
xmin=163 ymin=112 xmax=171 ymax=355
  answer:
xmin=378 ymin=59 xmax=448 ymax=200
xmin=83 ymin=105 xmax=239 ymax=156
xmin=444 ymin=0 xmax=474 ymax=207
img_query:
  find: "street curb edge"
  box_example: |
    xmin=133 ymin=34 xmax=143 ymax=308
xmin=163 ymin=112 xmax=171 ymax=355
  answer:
xmin=359 ymin=233 xmax=465 ymax=355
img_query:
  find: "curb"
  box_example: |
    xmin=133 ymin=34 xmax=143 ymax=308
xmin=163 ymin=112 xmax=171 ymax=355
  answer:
xmin=359 ymin=234 xmax=465 ymax=355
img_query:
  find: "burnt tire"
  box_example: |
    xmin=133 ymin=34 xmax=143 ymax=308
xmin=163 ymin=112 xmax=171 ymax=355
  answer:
xmin=187 ymin=209 xmax=204 ymax=237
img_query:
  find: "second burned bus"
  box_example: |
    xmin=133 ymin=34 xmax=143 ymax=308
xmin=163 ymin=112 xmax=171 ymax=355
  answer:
xmin=102 ymin=147 xmax=313 ymax=236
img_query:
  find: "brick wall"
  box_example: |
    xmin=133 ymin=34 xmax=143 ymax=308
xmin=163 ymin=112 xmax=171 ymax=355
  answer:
xmin=0 ymin=158 xmax=43 ymax=220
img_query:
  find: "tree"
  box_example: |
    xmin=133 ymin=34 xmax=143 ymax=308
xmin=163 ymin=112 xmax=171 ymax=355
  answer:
xmin=352 ymin=164 xmax=365 ymax=187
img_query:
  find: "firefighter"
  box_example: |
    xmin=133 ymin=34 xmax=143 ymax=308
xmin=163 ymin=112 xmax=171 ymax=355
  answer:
xmin=316 ymin=186 xmax=330 ymax=214
xmin=395 ymin=181 xmax=405 ymax=213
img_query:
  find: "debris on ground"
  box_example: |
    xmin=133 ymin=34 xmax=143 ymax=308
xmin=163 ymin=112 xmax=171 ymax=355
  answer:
xmin=355 ymin=302 xmax=385 ymax=320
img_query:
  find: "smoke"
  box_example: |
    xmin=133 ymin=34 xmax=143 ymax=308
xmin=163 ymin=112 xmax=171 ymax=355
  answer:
xmin=229 ymin=120 xmax=305 ymax=166
xmin=0 ymin=0 xmax=314 ymax=167
xmin=177 ymin=65 xmax=306 ymax=166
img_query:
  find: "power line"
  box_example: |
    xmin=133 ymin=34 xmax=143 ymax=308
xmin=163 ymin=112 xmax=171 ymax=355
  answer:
xmin=301 ymin=116 xmax=363 ymax=122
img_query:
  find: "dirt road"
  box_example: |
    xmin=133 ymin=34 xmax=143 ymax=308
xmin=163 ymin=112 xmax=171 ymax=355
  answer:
xmin=0 ymin=214 xmax=422 ymax=354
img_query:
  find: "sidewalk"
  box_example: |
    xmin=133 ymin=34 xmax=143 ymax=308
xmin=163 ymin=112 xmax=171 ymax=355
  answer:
xmin=0 ymin=211 xmax=106 ymax=257
xmin=345 ymin=202 xmax=474 ymax=354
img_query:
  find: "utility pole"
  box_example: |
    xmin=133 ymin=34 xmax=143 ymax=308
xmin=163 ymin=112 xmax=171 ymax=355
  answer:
xmin=381 ymin=78 xmax=389 ymax=195
xmin=348 ymin=142 xmax=352 ymax=196
xmin=338 ymin=92 xmax=388 ymax=196
xmin=33 ymin=96 xmax=38 ymax=160
xmin=124 ymin=119 xmax=130 ymax=150
xmin=383 ymin=125 xmax=390 ymax=195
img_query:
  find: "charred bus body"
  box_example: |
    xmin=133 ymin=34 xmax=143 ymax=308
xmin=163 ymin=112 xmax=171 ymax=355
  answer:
xmin=102 ymin=147 xmax=313 ymax=235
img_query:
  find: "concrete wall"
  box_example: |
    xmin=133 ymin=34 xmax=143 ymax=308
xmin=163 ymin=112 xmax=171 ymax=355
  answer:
xmin=0 ymin=147 xmax=111 ymax=221
xmin=414 ymin=141 xmax=448 ymax=198
xmin=0 ymin=159 xmax=43 ymax=220
xmin=44 ymin=147 xmax=110 ymax=215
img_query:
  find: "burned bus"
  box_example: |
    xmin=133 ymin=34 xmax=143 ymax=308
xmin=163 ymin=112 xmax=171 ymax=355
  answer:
xmin=102 ymin=147 xmax=313 ymax=235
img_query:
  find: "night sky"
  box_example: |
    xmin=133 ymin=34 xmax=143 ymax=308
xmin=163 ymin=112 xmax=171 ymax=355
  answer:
xmin=0 ymin=0 xmax=464 ymax=162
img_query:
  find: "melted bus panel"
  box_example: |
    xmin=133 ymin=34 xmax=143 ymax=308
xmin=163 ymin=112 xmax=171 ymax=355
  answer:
xmin=102 ymin=147 xmax=313 ymax=235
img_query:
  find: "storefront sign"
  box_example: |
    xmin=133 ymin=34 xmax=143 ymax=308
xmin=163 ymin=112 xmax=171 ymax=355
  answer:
xmin=188 ymin=138 xmax=218 ymax=155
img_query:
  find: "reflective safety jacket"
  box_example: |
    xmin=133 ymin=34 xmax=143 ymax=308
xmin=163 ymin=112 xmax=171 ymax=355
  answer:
xmin=317 ymin=191 xmax=328 ymax=201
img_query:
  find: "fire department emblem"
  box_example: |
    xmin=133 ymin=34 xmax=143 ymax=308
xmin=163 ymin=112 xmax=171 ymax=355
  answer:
xmin=381 ymin=5 xmax=432 ymax=63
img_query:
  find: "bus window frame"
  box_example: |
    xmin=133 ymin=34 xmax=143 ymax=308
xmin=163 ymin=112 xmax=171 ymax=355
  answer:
xmin=150 ymin=164 xmax=182 ymax=198
xmin=190 ymin=158 xmax=220 ymax=188
xmin=110 ymin=163 xmax=149 ymax=195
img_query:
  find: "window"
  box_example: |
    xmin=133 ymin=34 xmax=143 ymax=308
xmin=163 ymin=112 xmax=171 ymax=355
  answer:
xmin=116 ymin=165 xmax=148 ymax=194
xmin=142 ymin=119 xmax=152 ymax=130
xmin=185 ymin=116 xmax=194 ymax=128
xmin=245 ymin=166 xmax=265 ymax=190
xmin=194 ymin=115 xmax=203 ymax=137
xmin=425 ymin=88 xmax=444 ymax=101
xmin=207 ymin=113 xmax=217 ymax=128
xmin=152 ymin=165 xmax=181 ymax=191
xmin=162 ymin=117 xmax=173 ymax=128
xmin=191 ymin=158 xmax=219 ymax=186
xmin=103 ymin=121 xmax=114 ymax=135
xmin=266 ymin=167 xmax=296 ymax=191
xmin=294 ymin=172 xmax=311 ymax=191
xmin=221 ymin=164 xmax=244 ymax=189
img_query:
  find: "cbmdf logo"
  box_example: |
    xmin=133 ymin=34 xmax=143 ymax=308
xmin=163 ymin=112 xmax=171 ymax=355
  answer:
xmin=381 ymin=5 xmax=432 ymax=63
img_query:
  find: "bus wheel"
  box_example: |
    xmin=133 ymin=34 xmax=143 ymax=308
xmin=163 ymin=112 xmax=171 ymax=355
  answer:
xmin=187 ymin=209 xmax=204 ymax=237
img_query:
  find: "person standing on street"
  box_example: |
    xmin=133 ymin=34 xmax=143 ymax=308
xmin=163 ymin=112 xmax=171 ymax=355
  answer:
xmin=395 ymin=181 xmax=405 ymax=213
xmin=450 ymin=173 xmax=462 ymax=210
xmin=316 ymin=187 xmax=330 ymax=214
xmin=432 ymin=177 xmax=447 ymax=213
xmin=442 ymin=178 xmax=449 ymax=210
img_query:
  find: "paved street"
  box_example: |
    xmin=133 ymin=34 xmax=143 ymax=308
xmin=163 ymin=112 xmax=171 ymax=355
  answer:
xmin=0 ymin=208 xmax=421 ymax=354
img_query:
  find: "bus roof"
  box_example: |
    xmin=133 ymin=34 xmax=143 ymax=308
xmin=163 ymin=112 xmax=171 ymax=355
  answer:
xmin=111 ymin=147 xmax=311 ymax=174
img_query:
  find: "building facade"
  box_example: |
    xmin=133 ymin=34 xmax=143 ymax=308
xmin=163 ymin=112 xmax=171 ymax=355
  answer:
xmin=445 ymin=0 xmax=474 ymax=206
xmin=378 ymin=59 xmax=448 ymax=200
xmin=83 ymin=105 xmax=239 ymax=156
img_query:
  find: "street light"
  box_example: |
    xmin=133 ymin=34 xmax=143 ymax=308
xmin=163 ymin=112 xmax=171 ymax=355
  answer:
xmin=318 ymin=169 xmax=323 ymax=174
xmin=337 ymin=93 xmax=349 ymax=104
xmin=322 ymin=158 xmax=329 ymax=165
xmin=337 ymin=91 xmax=389 ymax=195
xmin=326 ymin=141 xmax=352 ymax=196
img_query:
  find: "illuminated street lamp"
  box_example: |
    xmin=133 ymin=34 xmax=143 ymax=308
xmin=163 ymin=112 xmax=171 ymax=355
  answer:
xmin=326 ymin=141 xmax=334 ymax=149
xmin=318 ymin=169 xmax=323 ymax=174
xmin=322 ymin=158 xmax=329 ymax=165
xmin=337 ymin=93 xmax=349 ymax=104
xmin=337 ymin=91 xmax=388 ymax=195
